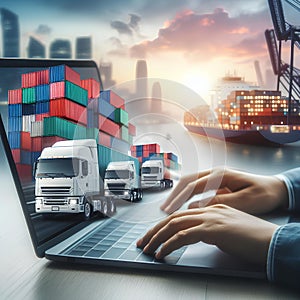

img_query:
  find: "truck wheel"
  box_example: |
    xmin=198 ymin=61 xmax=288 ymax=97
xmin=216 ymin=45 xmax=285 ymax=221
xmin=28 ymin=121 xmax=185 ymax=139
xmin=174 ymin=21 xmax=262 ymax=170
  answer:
xmin=102 ymin=199 xmax=108 ymax=216
xmin=83 ymin=201 xmax=92 ymax=220
xmin=160 ymin=181 xmax=165 ymax=189
xmin=169 ymin=181 xmax=173 ymax=188
xmin=138 ymin=189 xmax=143 ymax=201
xmin=108 ymin=199 xmax=116 ymax=216
xmin=130 ymin=191 xmax=134 ymax=202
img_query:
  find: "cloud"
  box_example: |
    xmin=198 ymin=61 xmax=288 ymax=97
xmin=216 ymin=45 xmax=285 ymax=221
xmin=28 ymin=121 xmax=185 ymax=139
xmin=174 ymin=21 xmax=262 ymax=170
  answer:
xmin=130 ymin=7 xmax=271 ymax=61
xmin=107 ymin=37 xmax=129 ymax=56
xmin=35 ymin=24 xmax=52 ymax=36
xmin=110 ymin=13 xmax=142 ymax=36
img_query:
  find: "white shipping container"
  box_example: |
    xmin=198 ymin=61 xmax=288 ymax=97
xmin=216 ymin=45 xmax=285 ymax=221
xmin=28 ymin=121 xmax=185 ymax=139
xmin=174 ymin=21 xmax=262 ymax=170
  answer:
xmin=30 ymin=121 xmax=44 ymax=137
xmin=22 ymin=115 xmax=36 ymax=132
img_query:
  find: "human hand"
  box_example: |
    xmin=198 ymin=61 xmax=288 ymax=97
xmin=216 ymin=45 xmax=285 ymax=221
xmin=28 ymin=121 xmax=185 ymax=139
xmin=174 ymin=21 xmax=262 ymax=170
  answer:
xmin=160 ymin=167 xmax=289 ymax=215
xmin=137 ymin=204 xmax=279 ymax=265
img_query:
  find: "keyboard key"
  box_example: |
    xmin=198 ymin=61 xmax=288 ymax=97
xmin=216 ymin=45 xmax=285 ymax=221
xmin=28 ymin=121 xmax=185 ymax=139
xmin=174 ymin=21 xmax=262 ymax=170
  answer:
xmin=101 ymin=247 xmax=125 ymax=259
xmin=119 ymin=250 xmax=141 ymax=261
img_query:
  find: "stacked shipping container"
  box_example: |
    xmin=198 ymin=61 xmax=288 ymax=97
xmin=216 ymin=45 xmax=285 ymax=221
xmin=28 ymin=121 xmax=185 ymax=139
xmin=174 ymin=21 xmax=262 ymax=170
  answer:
xmin=130 ymin=143 xmax=179 ymax=171
xmin=7 ymin=65 xmax=137 ymax=181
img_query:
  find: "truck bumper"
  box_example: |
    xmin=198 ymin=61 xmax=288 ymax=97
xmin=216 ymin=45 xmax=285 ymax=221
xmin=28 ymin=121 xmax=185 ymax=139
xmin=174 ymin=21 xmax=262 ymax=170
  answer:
xmin=35 ymin=197 xmax=84 ymax=214
xmin=104 ymin=189 xmax=131 ymax=200
xmin=141 ymin=181 xmax=161 ymax=189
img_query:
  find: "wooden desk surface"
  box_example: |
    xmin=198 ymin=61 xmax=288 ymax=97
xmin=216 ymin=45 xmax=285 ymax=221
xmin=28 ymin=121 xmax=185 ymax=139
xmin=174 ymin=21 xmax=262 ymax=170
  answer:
xmin=1 ymin=170 xmax=299 ymax=300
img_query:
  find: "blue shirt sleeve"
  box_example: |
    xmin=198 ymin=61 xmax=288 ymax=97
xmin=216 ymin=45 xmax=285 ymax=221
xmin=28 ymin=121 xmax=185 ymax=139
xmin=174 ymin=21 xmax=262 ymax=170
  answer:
xmin=267 ymin=167 xmax=300 ymax=288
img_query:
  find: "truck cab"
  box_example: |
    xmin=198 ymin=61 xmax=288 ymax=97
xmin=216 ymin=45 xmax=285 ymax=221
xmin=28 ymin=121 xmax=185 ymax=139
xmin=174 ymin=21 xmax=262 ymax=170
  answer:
xmin=34 ymin=139 xmax=100 ymax=218
xmin=141 ymin=159 xmax=173 ymax=189
xmin=104 ymin=161 xmax=142 ymax=202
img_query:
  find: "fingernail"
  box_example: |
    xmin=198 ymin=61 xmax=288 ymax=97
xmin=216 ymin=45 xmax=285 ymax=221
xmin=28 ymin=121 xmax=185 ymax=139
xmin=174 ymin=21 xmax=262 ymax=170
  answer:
xmin=136 ymin=238 xmax=143 ymax=247
xmin=155 ymin=251 xmax=162 ymax=259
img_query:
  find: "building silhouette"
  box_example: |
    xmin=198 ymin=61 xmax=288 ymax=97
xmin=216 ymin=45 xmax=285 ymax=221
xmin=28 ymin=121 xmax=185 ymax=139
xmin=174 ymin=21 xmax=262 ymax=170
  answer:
xmin=99 ymin=62 xmax=116 ymax=89
xmin=151 ymin=81 xmax=162 ymax=113
xmin=135 ymin=59 xmax=148 ymax=98
xmin=1 ymin=8 xmax=20 ymax=57
xmin=50 ymin=39 xmax=72 ymax=59
xmin=27 ymin=36 xmax=45 ymax=58
xmin=76 ymin=36 xmax=92 ymax=59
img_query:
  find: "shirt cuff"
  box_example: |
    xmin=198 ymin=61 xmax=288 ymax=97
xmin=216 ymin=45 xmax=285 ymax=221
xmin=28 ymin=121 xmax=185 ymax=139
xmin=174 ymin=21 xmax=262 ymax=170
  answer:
xmin=274 ymin=174 xmax=294 ymax=211
xmin=266 ymin=225 xmax=282 ymax=282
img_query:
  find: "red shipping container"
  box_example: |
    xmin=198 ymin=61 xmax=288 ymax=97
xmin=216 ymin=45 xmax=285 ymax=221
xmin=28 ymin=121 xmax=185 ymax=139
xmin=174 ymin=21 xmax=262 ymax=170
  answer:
xmin=31 ymin=137 xmax=43 ymax=152
xmin=143 ymin=149 xmax=149 ymax=157
xmin=64 ymin=66 xmax=81 ymax=86
xmin=128 ymin=123 xmax=136 ymax=136
xmin=22 ymin=72 xmax=37 ymax=88
xmin=50 ymin=82 xmax=65 ymax=99
xmin=110 ymin=91 xmax=125 ymax=109
xmin=148 ymin=143 xmax=160 ymax=153
xmin=42 ymin=136 xmax=66 ymax=149
xmin=131 ymin=150 xmax=137 ymax=157
xmin=130 ymin=145 xmax=137 ymax=152
xmin=81 ymin=78 xmax=100 ymax=99
xmin=12 ymin=149 xmax=21 ymax=164
xmin=164 ymin=158 xmax=171 ymax=168
xmin=35 ymin=113 xmax=50 ymax=121
xmin=15 ymin=163 xmax=32 ymax=182
xmin=36 ymin=69 xmax=49 ymax=85
xmin=99 ymin=131 xmax=111 ymax=148
xmin=21 ymin=132 xmax=31 ymax=151
xmin=99 ymin=115 xmax=120 ymax=138
xmin=8 ymin=89 xmax=22 ymax=104
xmin=49 ymin=98 xmax=87 ymax=126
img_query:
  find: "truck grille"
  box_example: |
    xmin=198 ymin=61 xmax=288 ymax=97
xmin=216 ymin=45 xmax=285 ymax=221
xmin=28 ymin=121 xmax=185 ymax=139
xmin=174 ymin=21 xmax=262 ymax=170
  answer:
xmin=107 ymin=183 xmax=126 ymax=190
xmin=41 ymin=186 xmax=71 ymax=195
xmin=144 ymin=176 xmax=157 ymax=180
xmin=44 ymin=198 xmax=68 ymax=205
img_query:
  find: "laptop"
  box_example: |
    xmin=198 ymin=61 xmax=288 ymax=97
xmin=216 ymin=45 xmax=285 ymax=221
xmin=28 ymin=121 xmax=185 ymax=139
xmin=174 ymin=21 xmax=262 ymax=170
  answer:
xmin=0 ymin=58 xmax=289 ymax=280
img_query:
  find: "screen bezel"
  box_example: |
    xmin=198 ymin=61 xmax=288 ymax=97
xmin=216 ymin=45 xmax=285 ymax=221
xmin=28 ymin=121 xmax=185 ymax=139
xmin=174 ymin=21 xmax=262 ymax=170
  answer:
xmin=0 ymin=58 xmax=103 ymax=257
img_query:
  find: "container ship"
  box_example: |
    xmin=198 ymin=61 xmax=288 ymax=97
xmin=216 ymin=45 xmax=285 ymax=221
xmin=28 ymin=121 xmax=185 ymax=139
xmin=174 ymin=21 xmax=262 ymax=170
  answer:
xmin=184 ymin=88 xmax=300 ymax=146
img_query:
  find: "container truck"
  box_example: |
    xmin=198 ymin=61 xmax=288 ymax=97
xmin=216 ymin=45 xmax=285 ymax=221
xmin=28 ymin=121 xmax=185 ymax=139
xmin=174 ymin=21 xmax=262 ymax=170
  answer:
xmin=34 ymin=139 xmax=116 ymax=219
xmin=104 ymin=160 xmax=143 ymax=202
xmin=141 ymin=159 xmax=174 ymax=189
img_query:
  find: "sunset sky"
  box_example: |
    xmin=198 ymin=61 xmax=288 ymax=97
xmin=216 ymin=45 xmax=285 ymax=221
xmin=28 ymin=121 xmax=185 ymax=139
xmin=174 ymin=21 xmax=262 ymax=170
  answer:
xmin=1 ymin=0 xmax=299 ymax=102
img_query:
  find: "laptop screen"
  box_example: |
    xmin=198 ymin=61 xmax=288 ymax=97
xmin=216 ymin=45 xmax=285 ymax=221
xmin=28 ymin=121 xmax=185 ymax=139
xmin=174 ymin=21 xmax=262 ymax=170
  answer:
xmin=0 ymin=58 xmax=224 ymax=258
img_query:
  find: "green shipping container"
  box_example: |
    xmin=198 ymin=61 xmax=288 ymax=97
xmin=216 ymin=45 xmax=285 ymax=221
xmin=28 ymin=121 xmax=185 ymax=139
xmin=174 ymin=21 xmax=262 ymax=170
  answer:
xmin=66 ymin=81 xmax=88 ymax=107
xmin=121 ymin=126 xmax=129 ymax=142
xmin=43 ymin=117 xmax=87 ymax=140
xmin=114 ymin=108 xmax=128 ymax=126
xmin=86 ymin=127 xmax=99 ymax=143
xmin=22 ymin=87 xmax=36 ymax=104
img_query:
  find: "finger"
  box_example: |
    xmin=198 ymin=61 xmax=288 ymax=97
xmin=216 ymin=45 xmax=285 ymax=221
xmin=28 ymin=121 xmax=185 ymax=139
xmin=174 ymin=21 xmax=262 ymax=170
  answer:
xmin=156 ymin=225 xmax=203 ymax=259
xmin=163 ymin=171 xmax=223 ymax=214
xmin=142 ymin=214 xmax=203 ymax=255
xmin=160 ymin=173 xmax=202 ymax=211
xmin=136 ymin=209 xmax=202 ymax=249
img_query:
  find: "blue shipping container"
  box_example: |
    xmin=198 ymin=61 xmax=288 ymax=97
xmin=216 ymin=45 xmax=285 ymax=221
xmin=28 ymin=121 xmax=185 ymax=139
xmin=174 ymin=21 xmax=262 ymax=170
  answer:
xmin=31 ymin=152 xmax=41 ymax=164
xmin=36 ymin=85 xmax=50 ymax=102
xmin=8 ymin=104 xmax=22 ymax=117
xmin=35 ymin=101 xmax=49 ymax=114
xmin=23 ymin=104 xmax=35 ymax=115
xmin=8 ymin=117 xmax=22 ymax=132
xmin=110 ymin=137 xmax=130 ymax=154
xmin=100 ymin=90 xmax=111 ymax=103
xmin=20 ymin=150 xmax=31 ymax=165
xmin=8 ymin=132 xmax=21 ymax=149
xmin=98 ymin=99 xmax=115 ymax=121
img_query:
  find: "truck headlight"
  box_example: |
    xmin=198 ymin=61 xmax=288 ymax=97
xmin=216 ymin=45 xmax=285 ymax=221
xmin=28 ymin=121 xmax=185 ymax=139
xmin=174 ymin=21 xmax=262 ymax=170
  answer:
xmin=35 ymin=198 xmax=43 ymax=205
xmin=69 ymin=198 xmax=78 ymax=205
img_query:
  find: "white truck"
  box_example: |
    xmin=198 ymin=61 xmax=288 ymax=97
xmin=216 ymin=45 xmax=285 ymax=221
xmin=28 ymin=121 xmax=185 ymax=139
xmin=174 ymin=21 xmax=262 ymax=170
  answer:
xmin=141 ymin=159 xmax=173 ymax=189
xmin=34 ymin=139 xmax=115 ymax=219
xmin=104 ymin=160 xmax=143 ymax=202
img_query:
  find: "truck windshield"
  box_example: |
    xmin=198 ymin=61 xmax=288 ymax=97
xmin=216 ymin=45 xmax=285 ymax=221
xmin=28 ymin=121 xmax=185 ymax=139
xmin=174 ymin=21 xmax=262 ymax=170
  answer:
xmin=142 ymin=167 xmax=159 ymax=174
xmin=105 ymin=170 xmax=130 ymax=179
xmin=36 ymin=158 xmax=80 ymax=178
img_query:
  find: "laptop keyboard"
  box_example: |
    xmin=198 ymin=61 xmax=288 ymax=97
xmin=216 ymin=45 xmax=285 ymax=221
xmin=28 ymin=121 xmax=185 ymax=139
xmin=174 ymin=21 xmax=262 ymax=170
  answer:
xmin=62 ymin=219 xmax=186 ymax=264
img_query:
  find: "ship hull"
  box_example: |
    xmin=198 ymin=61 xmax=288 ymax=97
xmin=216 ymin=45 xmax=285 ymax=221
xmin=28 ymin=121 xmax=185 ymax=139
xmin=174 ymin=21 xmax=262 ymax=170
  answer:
xmin=185 ymin=125 xmax=300 ymax=146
